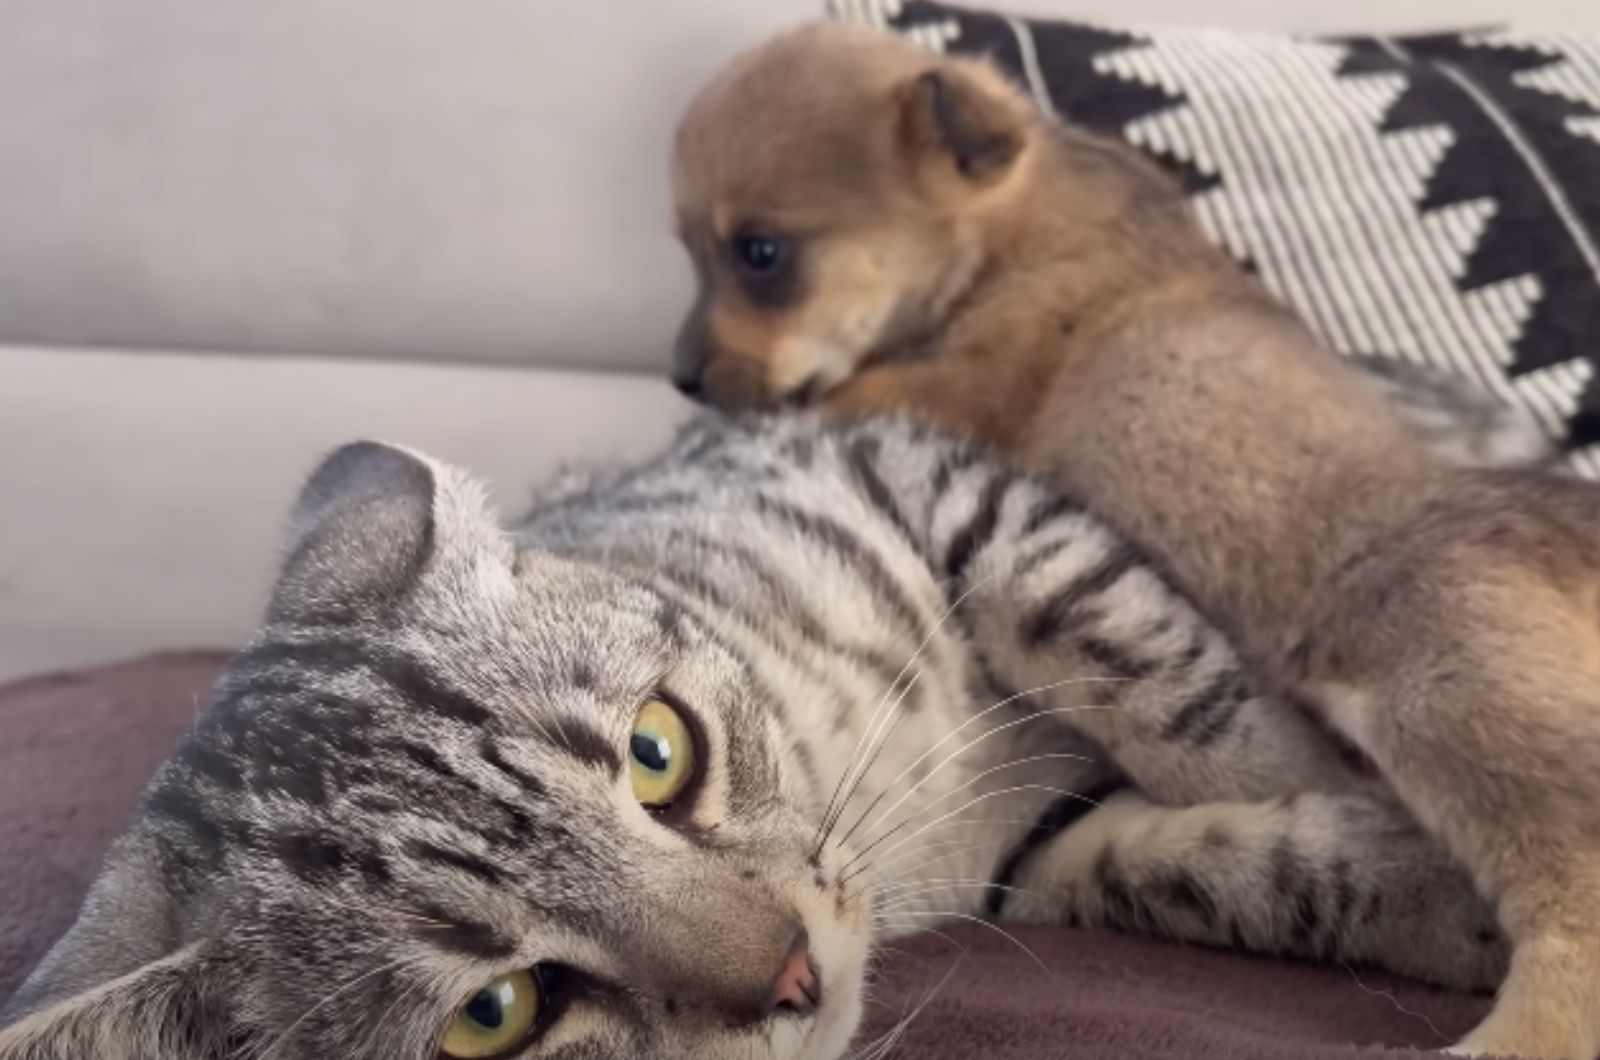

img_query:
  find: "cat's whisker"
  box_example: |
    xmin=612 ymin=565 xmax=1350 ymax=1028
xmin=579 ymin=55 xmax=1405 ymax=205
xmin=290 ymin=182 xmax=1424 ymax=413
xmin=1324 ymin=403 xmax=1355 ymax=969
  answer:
xmin=853 ymin=953 xmax=965 ymax=1060
xmin=855 ymin=1022 xmax=906 ymax=1060
xmin=842 ymin=782 xmax=1102 ymax=879
xmin=847 ymin=847 xmax=1001 ymax=907
xmin=816 ymin=668 xmax=930 ymax=856
xmin=497 ymin=659 xmax=580 ymax=762
xmin=863 ymin=839 xmax=994 ymax=881
xmin=256 ymin=954 xmax=427 ymax=1060
xmin=890 ymin=910 xmax=1053 ymax=976
xmin=358 ymin=966 xmax=434 ymax=1057
xmin=845 ymin=998 xmax=911 ymax=1060
xmin=812 ymin=570 xmax=1003 ymax=854
xmin=526 ymin=706 xmax=575 ymax=760
xmin=845 ymin=1015 xmax=902 ymax=1060
xmin=814 ymin=667 xmax=918 ymax=856
xmin=702 ymin=584 xmax=745 ymax=647
xmin=872 ymin=878 xmax=1032 ymax=910
xmin=872 ymin=875 xmax=996 ymax=897
xmin=857 ymin=754 xmax=1101 ymax=875
xmin=819 ymin=661 xmax=928 ymax=852
xmin=832 ymin=676 xmax=1127 ymax=854
xmin=847 ymin=748 xmax=1094 ymax=864
xmin=846 ymin=987 xmax=917 ymax=1060
xmin=872 ymin=876 xmax=1031 ymax=898
xmin=836 ymin=702 xmax=1118 ymax=869
xmin=868 ymin=942 xmax=912 ymax=965
xmin=840 ymin=818 xmax=1045 ymax=887
xmin=909 ymin=927 xmax=970 ymax=957
xmin=873 ymin=883 xmax=1034 ymax=921
xmin=817 ymin=669 xmax=921 ymax=854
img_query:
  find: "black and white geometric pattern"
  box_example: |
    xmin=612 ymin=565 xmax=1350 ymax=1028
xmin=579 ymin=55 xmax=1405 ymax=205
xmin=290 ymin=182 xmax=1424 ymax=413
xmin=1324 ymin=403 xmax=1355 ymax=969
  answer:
xmin=831 ymin=1 xmax=1600 ymax=477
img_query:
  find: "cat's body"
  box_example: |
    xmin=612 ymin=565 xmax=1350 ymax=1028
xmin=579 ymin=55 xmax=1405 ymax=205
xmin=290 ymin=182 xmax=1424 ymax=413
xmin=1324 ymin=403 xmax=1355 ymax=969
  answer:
xmin=1 ymin=413 xmax=1506 ymax=1060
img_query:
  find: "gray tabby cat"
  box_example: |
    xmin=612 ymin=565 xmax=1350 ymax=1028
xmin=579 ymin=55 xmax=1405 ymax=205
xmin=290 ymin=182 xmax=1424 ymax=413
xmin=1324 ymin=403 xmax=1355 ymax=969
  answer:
xmin=0 ymin=371 xmax=1545 ymax=1060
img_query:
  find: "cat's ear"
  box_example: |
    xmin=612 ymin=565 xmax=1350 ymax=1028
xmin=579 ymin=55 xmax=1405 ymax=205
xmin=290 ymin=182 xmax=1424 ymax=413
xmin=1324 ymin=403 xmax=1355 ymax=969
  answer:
xmin=0 ymin=946 xmax=216 ymax=1059
xmin=0 ymin=840 xmax=227 ymax=1059
xmin=269 ymin=440 xmax=511 ymax=624
xmin=269 ymin=440 xmax=438 ymax=623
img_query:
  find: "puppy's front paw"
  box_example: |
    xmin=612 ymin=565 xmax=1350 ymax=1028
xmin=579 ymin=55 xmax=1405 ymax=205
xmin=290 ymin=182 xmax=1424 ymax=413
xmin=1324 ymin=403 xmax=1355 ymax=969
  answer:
xmin=1452 ymin=963 xmax=1600 ymax=1060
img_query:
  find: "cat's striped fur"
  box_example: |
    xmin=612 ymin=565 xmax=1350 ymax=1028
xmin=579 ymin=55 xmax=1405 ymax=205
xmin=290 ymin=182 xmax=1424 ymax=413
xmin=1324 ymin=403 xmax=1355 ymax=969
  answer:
xmin=1 ymin=407 xmax=1520 ymax=1060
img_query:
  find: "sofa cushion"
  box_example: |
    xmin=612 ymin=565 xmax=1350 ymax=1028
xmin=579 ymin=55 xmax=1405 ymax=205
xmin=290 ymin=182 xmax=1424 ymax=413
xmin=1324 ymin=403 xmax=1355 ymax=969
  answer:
xmin=0 ymin=344 xmax=688 ymax=682
xmin=839 ymin=1 xmax=1600 ymax=476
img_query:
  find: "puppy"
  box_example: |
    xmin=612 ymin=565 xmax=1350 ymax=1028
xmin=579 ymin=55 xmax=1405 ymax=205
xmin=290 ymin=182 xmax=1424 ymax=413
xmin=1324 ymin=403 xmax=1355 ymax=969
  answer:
xmin=672 ymin=22 xmax=1600 ymax=1060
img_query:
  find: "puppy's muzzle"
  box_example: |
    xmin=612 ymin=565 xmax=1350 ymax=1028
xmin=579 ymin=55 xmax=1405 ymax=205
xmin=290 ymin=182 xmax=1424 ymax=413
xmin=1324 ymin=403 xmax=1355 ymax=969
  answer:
xmin=672 ymin=311 xmax=712 ymax=402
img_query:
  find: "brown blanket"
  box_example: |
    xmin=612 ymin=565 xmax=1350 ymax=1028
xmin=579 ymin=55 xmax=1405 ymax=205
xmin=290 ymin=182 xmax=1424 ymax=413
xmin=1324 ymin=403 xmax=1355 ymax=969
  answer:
xmin=0 ymin=654 xmax=1492 ymax=1056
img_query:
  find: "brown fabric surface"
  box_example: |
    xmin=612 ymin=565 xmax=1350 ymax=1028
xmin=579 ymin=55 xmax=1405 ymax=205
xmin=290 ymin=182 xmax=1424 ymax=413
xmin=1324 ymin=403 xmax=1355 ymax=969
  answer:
xmin=0 ymin=652 xmax=230 ymax=995
xmin=0 ymin=655 xmax=1492 ymax=1056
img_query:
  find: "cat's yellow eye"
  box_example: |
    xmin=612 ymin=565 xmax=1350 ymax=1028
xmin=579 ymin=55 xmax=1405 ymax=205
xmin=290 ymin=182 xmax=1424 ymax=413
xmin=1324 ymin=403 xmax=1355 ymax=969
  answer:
xmin=440 ymin=969 xmax=540 ymax=1059
xmin=629 ymin=697 xmax=696 ymax=808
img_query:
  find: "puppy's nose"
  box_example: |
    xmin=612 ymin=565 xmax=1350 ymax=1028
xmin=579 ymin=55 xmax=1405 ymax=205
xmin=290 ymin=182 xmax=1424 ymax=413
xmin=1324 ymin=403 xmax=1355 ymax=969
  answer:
xmin=672 ymin=315 xmax=711 ymax=402
xmin=769 ymin=933 xmax=821 ymax=1018
xmin=672 ymin=371 xmax=704 ymax=399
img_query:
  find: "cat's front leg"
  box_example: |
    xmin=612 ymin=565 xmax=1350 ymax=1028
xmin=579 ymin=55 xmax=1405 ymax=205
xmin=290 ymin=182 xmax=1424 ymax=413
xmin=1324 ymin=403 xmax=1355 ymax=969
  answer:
xmin=929 ymin=465 xmax=1360 ymax=804
xmin=895 ymin=435 xmax=1503 ymax=996
xmin=998 ymin=789 xmax=1506 ymax=994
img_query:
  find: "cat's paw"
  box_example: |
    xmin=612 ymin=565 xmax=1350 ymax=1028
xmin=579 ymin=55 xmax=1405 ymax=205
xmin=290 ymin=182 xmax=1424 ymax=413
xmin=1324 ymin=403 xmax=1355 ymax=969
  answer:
xmin=995 ymin=789 xmax=1154 ymax=922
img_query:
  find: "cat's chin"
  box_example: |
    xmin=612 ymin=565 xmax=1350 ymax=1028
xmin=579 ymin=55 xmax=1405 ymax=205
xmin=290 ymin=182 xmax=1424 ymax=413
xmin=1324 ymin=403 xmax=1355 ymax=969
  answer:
xmin=792 ymin=929 xmax=870 ymax=1060
xmin=791 ymin=985 xmax=865 ymax=1060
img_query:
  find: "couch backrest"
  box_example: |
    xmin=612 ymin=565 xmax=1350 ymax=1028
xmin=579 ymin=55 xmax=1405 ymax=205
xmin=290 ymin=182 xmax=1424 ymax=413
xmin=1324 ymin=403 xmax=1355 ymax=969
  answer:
xmin=2 ymin=0 xmax=1595 ymax=374
xmin=0 ymin=0 xmax=820 ymax=372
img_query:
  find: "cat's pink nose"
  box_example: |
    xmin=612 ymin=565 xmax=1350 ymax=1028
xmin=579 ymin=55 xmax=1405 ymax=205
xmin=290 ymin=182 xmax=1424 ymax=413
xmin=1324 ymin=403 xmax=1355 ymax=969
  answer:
xmin=770 ymin=935 xmax=821 ymax=1017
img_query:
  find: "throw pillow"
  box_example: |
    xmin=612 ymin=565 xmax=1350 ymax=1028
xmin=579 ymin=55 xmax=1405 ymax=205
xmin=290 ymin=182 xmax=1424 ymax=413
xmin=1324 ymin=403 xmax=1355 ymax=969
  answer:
xmin=831 ymin=0 xmax=1600 ymax=476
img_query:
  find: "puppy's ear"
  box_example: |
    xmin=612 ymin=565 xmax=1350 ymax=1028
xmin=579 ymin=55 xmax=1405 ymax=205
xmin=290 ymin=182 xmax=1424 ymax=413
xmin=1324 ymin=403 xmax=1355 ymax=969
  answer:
xmin=898 ymin=67 xmax=1024 ymax=185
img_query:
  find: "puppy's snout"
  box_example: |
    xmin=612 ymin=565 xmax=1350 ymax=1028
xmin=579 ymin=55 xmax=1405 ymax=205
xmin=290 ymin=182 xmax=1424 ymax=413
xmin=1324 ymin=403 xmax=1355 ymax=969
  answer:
xmin=672 ymin=315 xmax=712 ymax=403
xmin=672 ymin=371 xmax=704 ymax=399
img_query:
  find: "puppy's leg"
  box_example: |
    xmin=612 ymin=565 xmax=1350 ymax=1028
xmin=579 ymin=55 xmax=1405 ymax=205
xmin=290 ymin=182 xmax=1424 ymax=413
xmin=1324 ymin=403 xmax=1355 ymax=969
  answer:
xmin=1309 ymin=557 xmax=1600 ymax=1060
xmin=826 ymin=358 xmax=1029 ymax=445
xmin=829 ymin=354 xmax=1556 ymax=471
xmin=1001 ymin=789 xmax=1507 ymax=993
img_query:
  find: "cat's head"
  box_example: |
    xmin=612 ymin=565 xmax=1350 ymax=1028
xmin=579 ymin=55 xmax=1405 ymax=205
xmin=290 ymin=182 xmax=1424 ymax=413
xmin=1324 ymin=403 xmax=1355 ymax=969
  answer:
xmin=0 ymin=442 xmax=870 ymax=1060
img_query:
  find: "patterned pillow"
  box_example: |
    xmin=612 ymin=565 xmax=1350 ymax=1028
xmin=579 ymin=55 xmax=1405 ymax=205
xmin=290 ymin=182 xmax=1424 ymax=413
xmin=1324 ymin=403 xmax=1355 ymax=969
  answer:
xmin=830 ymin=1 xmax=1600 ymax=476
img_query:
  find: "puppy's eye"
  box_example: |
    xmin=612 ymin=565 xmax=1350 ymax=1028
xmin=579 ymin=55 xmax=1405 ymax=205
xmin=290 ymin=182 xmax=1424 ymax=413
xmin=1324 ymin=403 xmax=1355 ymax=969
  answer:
xmin=732 ymin=232 xmax=786 ymax=277
xmin=440 ymin=969 xmax=541 ymax=1059
xmin=630 ymin=697 xmax=697 ymax=808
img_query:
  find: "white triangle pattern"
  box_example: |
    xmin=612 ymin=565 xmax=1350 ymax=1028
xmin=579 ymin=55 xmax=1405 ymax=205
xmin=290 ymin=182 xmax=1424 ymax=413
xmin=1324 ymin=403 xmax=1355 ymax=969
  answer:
xmin=827 ymin=0 xmax=902 ymax=29
xmin=832 ymin=4 xmax=1598 ymax=476
xmin=1480 ymin=30 xmax=1600 ymax=144
xmin=1091 ymin=31 xmax=1595 ymax=456
xmin=1455 ymin=29 xmax=1600 ymax=474
xmin=827 ymin=0 xmax=958 ymax=50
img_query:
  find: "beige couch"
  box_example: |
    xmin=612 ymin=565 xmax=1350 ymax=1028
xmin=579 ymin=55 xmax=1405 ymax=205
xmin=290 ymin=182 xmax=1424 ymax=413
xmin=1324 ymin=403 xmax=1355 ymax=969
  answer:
xmin=3 ymin=0 xmax=1597 ymax=682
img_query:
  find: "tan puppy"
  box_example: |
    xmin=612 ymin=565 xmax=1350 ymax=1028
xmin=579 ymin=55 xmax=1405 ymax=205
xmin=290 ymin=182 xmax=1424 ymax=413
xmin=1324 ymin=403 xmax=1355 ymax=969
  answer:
xmin=672 ymin=22 xmax=1600 ymax=1060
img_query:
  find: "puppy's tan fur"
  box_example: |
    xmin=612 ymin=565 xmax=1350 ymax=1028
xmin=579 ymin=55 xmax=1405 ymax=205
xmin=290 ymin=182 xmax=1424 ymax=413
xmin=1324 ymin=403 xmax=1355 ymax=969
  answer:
xmin=674 ymin=22 xmax=1600 ymax=1060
